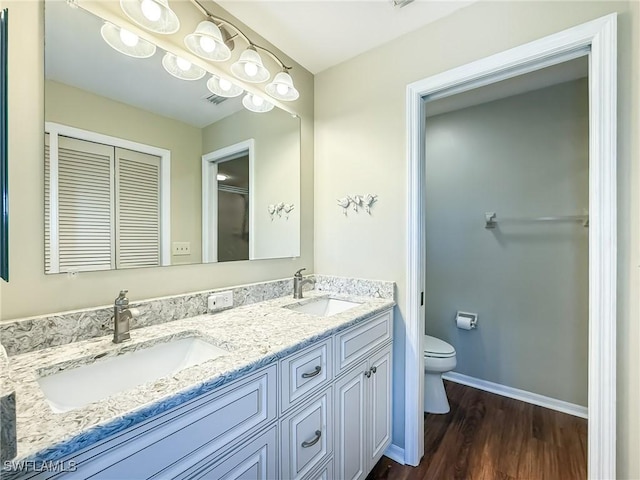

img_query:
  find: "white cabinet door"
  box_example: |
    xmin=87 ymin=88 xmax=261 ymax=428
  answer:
xmin=334 ymin=361 xmax=368 ymax=480
xmin=367 ymin=344 xmax=392 ymax=466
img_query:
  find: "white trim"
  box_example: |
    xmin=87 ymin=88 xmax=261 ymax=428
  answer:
xmin=406 ymin=14 xmax=617 ymax=479
xmin=383 ymin=444 xmax=406 ymax=465
xmin=44 ymin=122 xmax=172 ymax=266
xmin=443 ymin=372 xmax=589 ymax=419
xmin=201 ymin=160 xmax=218 ymax=263
xmin=201 ymin=139 xmax=255 ymax=263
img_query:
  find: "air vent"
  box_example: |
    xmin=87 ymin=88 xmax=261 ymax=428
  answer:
xmin=204 ymin=94 xmax=229 ymax=106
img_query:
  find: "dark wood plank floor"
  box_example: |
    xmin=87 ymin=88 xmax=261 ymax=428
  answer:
xmin=367 ymin=381 xmax=587 ymax=480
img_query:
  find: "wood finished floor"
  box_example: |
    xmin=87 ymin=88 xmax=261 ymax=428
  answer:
xmin=367 ymin=381 xmax=587 ymax=480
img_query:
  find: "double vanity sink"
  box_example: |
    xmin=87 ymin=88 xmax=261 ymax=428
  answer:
xmin=5 ymin=292 xmax=383 ymax=466
xmin=35 ymin=296 xmax=361 ymax=415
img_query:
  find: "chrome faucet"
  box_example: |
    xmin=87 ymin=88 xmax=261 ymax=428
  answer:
xmin=113 ymin=290 xmax=136 ymax=344
xmin=293 ymin=268 xmax=314 ymax=299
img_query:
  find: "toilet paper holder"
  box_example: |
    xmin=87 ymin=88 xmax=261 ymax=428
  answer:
xmin=456 ymin=311 xmax=478 ymax=330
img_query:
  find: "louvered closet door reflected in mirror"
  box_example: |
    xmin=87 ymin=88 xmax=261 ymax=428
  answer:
xmin=45 ymin=134 xmax=162 ymax=273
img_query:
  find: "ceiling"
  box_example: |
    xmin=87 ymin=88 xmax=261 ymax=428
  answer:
xmin=216 ymin=0 xmax=477 ymax=74
xmin=426 ymin=56 xmax=589 ymax=117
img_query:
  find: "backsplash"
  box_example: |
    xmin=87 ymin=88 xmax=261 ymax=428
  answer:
xmin=0 ymin=275 xmax=395 ymax=357
xmin=314 ymin=275 xmax=395 ymax=299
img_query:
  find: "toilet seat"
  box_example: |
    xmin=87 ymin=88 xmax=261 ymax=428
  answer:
xmin=424 ymin=335 xmax=456 ymax=358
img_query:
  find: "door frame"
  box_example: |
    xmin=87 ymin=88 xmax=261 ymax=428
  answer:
xmin=201 ymin=139 xmax=255 ymax=263
xmin=405 ymin=14 xmax=617 ymax=479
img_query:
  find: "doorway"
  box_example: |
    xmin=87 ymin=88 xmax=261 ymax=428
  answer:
xmin=404 ymin=14 xmax=617 ymax=479
xmin=202 ymin=139 xmax=255 ymax=263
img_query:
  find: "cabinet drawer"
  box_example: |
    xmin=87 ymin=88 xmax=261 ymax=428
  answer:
xmin=37 ymin=365 xmax=277 ymax=480
xmin=281 ymin=339 xmax=332 ymax=413
xmin=186 ymin=426 xmax=278 ymax=480
xmin=304 ymin=456 xmax=334 ymax=480
xmin=281 ymin=388 xmax=333 ymax=480
xmin=335 ymin=310 xmax=392 ymax=375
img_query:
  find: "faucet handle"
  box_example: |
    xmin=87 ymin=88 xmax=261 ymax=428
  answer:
xmin=115 ymin=290 xmax=129 ymax=305
xmin=294 ymin=268 xmax=306 ymax=278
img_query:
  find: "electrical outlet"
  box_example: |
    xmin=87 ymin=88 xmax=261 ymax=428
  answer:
xmin=208 ymin=291 xmax=233 ymax=311
xmin=172 ymin=242 xmax=191 ymax=256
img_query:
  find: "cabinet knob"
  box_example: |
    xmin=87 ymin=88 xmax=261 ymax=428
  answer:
xmin=365 ymin=370 xmax=372 ymax=378
xmin=301 ymin=430 xmax=322 ymax=448
xmin=371 ymin=366 xmax=377 ymax=374
xmin=301 ymin=365 xmax=322 ymax=379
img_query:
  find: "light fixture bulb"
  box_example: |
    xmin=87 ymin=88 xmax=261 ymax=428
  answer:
xmin=218 ymin=78 xmax=232 ymax=91
xmin=276 ymin=83 xmax=289 ymax=96
xmin=176 ymin=57 xmax=192 ymax=71
xmin=217 ymin=174 xmax=228 ymax=181
xmin=244 ymin=62 xmax=259 ymax=78
xmin=252 ymin=95 xmax=265 ymax=107
xmin=140 ymin=0 xmax=161 ymax=22
xmin=199 ymin=35 xmax=216 ymax=53
xmin=118 ymin=27 xmax=139 ymax=47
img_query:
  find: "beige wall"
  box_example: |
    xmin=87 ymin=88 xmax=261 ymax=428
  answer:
xmin=202 ymin=108 xmax=301 ymax=259
xmin=45 ymin=80 xmax=203 ymax=265
xmin=426 ymin=79 xmax=589 ymax=406
xmin=315 ymin=1 xmax=638 ymax=476
xmin=0 ymin=0 xmax=314 ymax=320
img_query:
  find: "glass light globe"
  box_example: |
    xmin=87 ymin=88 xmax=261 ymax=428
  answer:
xmin=218 ymin=78 xmax=232 ymax=91
xmin=252 ymin=95 xmax=265 ymax=107
xmin=176 ymin=57 xmax=192 ymax=71
xmin=244 ymin=62 xmax=259 ymax=78
xmin=199 ymin=35 xmax=216 ymax=53
xmin=276 ymin=83 xmax=289 ymax=96
xmin=119 ymin=28 xmax=139 ymax=47
xmin=140 ymin=0 xmax=162 ymax=22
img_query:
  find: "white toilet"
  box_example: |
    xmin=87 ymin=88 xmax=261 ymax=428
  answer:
xmin=423 ymin=335 xmax=457 ymax=414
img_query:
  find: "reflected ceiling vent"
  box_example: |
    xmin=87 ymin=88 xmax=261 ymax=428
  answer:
xmin=204 ymin=93 xmax=229 ymax=106
xmin=391 ymin=0 xmax=415 ymax=8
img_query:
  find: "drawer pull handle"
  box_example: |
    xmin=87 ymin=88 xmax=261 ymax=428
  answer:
xmin=302 ymin=430 xmax=322 ymax=448
xmin=371 ymin=366 xmax=377 ymax=374
xmin=365 ymin=369 xmax=372 ymax=378
xmin=301 ymin=366 xmax=322 ymax=379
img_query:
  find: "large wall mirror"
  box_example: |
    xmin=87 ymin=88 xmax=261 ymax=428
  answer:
xmin=43 ymin=0 xmax=300 ymax=274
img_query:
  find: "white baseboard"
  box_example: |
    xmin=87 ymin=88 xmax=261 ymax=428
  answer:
xmin=384 ymin=443 xmax=405 ymax=465
xmin=442 ymin=372 xmax=588 ymax=419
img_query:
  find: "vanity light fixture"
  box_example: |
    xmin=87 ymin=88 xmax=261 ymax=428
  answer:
xmin=100 ymin=22 xmax=157 ymax=58
xmin=266 ymin=70 xmax=300 ymax=101
xmin=242 ymin=93 xmax=274 ymax=113
xmin=231 ymin=47 xmax=270 ymax=83
xmin=184 ymin=21 xmax=232 ymax=62
xmin=161 ymin=52 xmax=206 ymax=81
xmin=188 ymin=0 xmax=299 ymax=103
xmin=120 ymin=0 xmax=180 ymax=34
xmin=206 ymin=74 xmax=243 ymax=98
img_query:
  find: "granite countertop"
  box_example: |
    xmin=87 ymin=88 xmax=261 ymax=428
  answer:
xmin=5 ymin=291 xmax=395 ymax=464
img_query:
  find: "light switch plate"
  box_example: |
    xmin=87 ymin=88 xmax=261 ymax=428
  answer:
xmin=172 ymin=242 xmax=191 ymax=256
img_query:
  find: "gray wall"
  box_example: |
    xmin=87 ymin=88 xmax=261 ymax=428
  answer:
xmin=425 ymin=79 xmax=589 ymax=406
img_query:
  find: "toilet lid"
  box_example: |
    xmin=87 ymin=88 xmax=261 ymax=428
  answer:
xmin=424 ymin=335 xmax=456 ymax=358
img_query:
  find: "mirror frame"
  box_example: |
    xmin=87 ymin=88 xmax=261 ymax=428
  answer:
xmin=0 ymin=8 xmax=8 ymax=282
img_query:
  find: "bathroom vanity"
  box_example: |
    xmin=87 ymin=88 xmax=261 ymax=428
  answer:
xmin=1 ymin=284 xmax=394 ymax=480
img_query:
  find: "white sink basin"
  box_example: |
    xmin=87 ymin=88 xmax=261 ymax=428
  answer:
xmin=37 ymin=337 xmax=227 ymax=413
xmin=287 ymin=298 xmax=361 ymax=317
